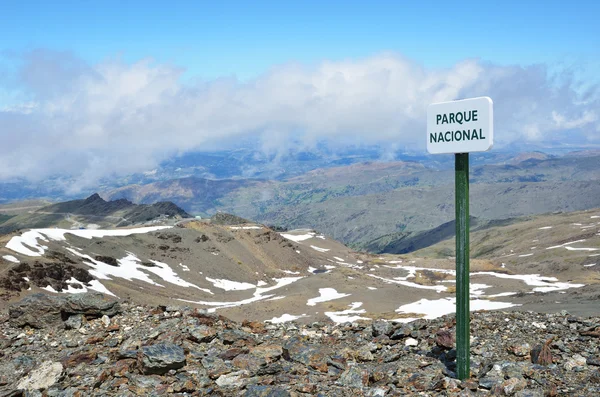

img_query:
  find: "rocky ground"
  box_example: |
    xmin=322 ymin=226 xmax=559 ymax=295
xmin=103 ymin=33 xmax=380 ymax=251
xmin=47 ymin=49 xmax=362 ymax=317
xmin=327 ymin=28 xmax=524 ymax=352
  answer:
xmin=0 ymin=293 xmax=598 ymax=396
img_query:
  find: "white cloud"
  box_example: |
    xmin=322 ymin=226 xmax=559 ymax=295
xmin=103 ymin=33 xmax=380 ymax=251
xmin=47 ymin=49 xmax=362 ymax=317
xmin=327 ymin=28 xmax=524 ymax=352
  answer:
xmin=0 ymin=50 xmax=598 ymax=187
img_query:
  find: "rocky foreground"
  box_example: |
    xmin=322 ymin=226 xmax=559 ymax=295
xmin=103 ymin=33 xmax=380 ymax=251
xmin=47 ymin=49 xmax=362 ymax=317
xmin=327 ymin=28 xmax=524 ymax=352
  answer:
xmin=0 ymin=293 xmax=599 ymax=396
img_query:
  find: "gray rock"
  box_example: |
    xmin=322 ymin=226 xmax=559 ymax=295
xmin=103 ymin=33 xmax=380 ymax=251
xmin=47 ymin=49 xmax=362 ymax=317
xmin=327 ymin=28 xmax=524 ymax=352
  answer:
xmin=64 ymin=314 xmax=83 ymax=330
xmin=338 ymin=365 xmax=369 ymax=388
xmin=9 ymin=293 xmax=120 ymax=329
xmin=16 ymin=361 xmax=63 ymax=391
xmin=244 ymin=385 xmax=291 ymax=396
xmin=371 ymin=321 xmax=393 ymax=337
xmin=140 ymin=343 xmax=186 ymax=374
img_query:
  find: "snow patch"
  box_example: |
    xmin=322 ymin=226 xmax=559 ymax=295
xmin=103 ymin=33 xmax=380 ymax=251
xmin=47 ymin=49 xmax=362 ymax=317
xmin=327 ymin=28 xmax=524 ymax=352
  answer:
xmin=310 ymin=245 xmax=330 ymax=253
xmin=281 ymin=233 xmax=314 ymax=242
xmin=546 ymin=240 xmax=586 ymax=249
xmin=395 ymin=297 xmax=519 ymax=320
xmin=325 ymin=302 xmax=370 ymax=324
xmin=179 ymin=277 xmax=304 ymax=312
xmin=266 ymin=313 xmax=308 ymax=324
xmin=205 ymin=277 xmax=256 ymax=291
xmin=6 ymin=226 xmax=172 ymax=257
xmin=307 ymin=288 xmax=350 ymax=306
xmin=2 ymin=255 xmax=19 ymax=263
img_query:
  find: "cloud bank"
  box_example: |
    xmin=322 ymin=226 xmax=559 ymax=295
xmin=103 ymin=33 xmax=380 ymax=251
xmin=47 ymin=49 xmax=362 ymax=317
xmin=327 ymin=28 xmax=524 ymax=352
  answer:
xmin=0 ymin=50 xmax=598 ymax=187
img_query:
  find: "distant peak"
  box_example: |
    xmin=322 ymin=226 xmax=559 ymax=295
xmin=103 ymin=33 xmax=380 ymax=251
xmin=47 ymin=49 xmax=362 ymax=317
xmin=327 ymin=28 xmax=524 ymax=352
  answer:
xmin=84 ymin=193 xmax=105 ymax=204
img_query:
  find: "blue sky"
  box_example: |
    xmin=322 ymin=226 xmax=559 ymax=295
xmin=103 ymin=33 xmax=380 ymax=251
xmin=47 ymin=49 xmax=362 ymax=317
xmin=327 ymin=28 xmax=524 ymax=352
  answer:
xmin=2 ymin=0 xmax=598 ymax=80
xmin=0 ymin=1 xmax=599 ymax=185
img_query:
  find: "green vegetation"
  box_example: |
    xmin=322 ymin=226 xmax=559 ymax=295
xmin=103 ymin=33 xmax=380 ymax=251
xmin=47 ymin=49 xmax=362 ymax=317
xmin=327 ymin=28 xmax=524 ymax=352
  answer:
xmin=0 ymin=214 xmax=14 ymax=224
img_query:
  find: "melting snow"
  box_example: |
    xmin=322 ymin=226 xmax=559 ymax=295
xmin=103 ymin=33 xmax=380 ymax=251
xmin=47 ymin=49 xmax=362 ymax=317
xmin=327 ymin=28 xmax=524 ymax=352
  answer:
xmin=538 ymin=226 xmax=553 ymax=230
xmin=368 ymin=274 xmax=447 ymax=292
xmin=306 ymin=288 xmax=350 ymax=306
xmin=310 ymin=245 xmax=330 ymax=253
xmin=6 ymin=226 xmax=172 ymax=257
xmin=367 ymin=287 xmax=377 ymax=290
xmin=266 ymin=313 xmax=308 ymax=323
xmin=546 ymin=240 xmax=586 ymax=249
xmin=584 ymin=264 xmax=597 ymax=267
xmin=565 ymin=246 xmax=598 ymax=251
xmin=325 ymin=302 xmax=370 ymax=324
xmin=179 ymin=263 xmax=190 ymax=271
xmin=229 ymin=226 xmax=262 ymax=230
xmin=281 ymin=233 xmax=314 ymax=242
xmin=205 ymin=277 xmax=256 ymax=291
xmin=333 ymin=257 xmax=345 ymax=262
xmin=179 ymin=277 xmax=304 ymax=312
xmin=2 ymin=255 xmax=19 ymax=263
xmin=395 ymin=297 xmax=519 ymax=320
xmin=66 ymin=249 xmax=212 ymax=294
xmin=472 ymin=271 xmax=584 ymax=293
xmin=281 ymin=270 xmax=301 ymax=275
xmin=518 ymin=253 xmax=534 ymax=257
xmin=42 ymin=285 xmax=58 ymax=293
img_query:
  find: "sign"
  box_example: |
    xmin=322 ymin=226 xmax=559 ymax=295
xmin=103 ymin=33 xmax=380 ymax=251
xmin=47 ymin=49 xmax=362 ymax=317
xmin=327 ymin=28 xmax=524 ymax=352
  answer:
xmin=427 ymin=97 xmax=493 ymax=154
xmin=425 ymin=96 xmax=494 ymax=380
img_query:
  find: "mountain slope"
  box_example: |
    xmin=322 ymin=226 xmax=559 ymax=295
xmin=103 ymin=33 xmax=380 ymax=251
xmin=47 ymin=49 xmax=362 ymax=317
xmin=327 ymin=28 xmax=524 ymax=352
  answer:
xmin=0 ymin=194 xmax=191 ymax=234
xmin=1 ymin=207 xmax=598 ymax=322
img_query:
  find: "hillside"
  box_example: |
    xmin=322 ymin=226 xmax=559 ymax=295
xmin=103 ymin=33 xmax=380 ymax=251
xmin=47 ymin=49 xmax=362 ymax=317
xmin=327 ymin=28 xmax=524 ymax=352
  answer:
xmin=0 ymin=194 xmax=191 ymax=234
xmin=101 ymin=152 xmax=600 ymax=247
xmin=1 ymin=207 xmax=598 ymax=322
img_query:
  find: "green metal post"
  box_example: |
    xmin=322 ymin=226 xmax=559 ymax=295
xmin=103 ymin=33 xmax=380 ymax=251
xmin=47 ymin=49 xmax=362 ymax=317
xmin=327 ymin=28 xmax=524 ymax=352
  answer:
xmin=455 ymin=152 xmax=470 ymax=380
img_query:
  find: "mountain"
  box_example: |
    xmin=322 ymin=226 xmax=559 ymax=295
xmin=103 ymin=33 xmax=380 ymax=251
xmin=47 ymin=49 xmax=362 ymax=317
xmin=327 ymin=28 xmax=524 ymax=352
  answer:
xmin=0 ymin=194 xmax=191 ymax=235
xmin=98 ymin=152 xmax=600 ymax=248
xmin=1 ymin=207 xmax=598 ymax=322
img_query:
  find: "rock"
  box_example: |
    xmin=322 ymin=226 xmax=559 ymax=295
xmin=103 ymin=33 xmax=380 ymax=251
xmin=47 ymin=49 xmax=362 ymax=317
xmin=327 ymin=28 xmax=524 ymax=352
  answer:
xmin=9 ymin=293 xmax=120 ymax=329
xmin=101 ymin=315 xmax=110 ymax=327
xmin=390 ymin=326 xmax=411 ymax=340
xmin=502 ymin=377 xmax=527 ymax=395
xmin=564 ymin=354 xmax=587 ymax=371
xmin=188 ymin=325 xmax=217 ymax=343
xmin=509 ymin=342 xmax=531 ymax=357
xmin=64 ymin=314 xmax=83 ymax=330
xmin=338 ymin=365 xmax=369 ymax=388
xmin=9 ymin=294 xmax=63 ymax=329
xmin=371 ymin=321 xmax=393 ymax=337
xmin=16 ymin=361 xmax=63 ymax=390
xmin=250 ymin=345 xmax=283 ymax=363
xmin=60 ymin=292 xmax=121 ymax=317
xmin=216 ymin=370 xmax=250 ymax=388
xmin=435 ymin=329 xmax=454 ymax=349
xmin=282 ymin=337 xmax=331 ymax=372
xmin=244 ymin=385 xmax=291 ymax=396
xmin=140 ymin=343 xmax=186 ymax=374
xmin=405 ymin=338 xmax=419 ymax=347
xmin=531 ymin=337 xmax=554 ymax=365
xmin=587 ymin=357 xmax=600 ymax=367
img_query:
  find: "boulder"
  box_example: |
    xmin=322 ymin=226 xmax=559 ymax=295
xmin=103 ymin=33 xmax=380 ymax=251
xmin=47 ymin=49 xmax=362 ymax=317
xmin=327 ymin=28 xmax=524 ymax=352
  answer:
xmin=140 ymin=343 xmax=186 ymax=374
xmin=9 ymin=293 xmax=121 ymax=329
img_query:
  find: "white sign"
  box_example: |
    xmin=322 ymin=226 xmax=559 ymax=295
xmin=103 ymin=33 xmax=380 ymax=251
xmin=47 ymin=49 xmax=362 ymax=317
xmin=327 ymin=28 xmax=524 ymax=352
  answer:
xmin=427 ymin=97 xmax=493 ymax=154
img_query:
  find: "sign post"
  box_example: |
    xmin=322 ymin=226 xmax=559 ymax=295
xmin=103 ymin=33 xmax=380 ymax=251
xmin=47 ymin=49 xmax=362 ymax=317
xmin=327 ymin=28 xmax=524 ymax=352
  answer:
xmin=426 ymin=97 xmax=493 ymax=380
